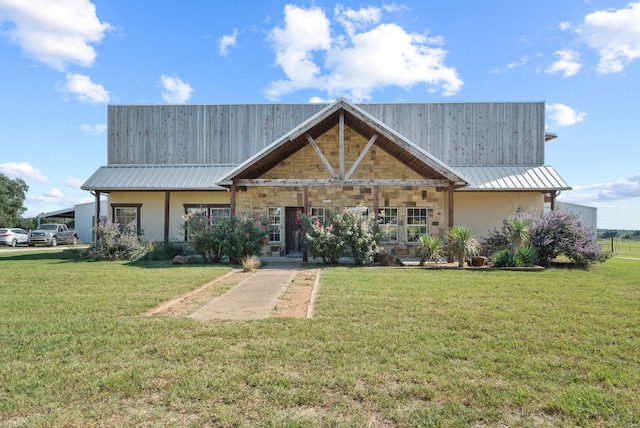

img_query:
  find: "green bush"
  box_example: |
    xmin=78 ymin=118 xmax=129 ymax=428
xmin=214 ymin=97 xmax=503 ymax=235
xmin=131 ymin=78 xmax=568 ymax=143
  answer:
xmin=299 ymin=207 xmax=380 ymax=265
xmin=490 ymin=248 xmax=515 ymax=267
xmin=183 ymin=212 xmax=269 ymax=263
xmin=81 ymin=220 xmax=149 ymax=261
xmin=513 ymin=244 xmax=538 ymax=267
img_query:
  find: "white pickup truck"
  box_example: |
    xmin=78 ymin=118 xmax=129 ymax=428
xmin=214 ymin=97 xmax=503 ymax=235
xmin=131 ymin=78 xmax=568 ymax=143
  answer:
xmin=27 ymin=224 xmax=80 ymax=247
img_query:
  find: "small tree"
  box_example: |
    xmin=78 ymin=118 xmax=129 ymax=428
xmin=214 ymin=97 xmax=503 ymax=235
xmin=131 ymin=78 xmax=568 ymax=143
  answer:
xmin=0 ymin=174 xmax=28 ymax=227
xmin=447 ymin=226 xmax=481 ymax=267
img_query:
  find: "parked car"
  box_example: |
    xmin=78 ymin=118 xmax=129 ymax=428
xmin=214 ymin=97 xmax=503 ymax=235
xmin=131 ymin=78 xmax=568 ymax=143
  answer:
xmin=0 ymin=228 xmax=29 ymax=247
xmin=27 ymin=224 xmax=79 ymax=247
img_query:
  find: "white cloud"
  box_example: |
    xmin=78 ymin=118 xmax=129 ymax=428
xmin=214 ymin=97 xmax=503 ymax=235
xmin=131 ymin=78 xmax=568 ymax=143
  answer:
xmin=0 ymin=0 xmax=112 ymax=70
xmin=265 ymin=4 xmax=462 ymax=101
xmin=80 ymin=123 xmax=107 ymax=135
xmin=44 ymin=188 xmax=63 ymax=198
xmin=335 ymin=4 xmax=381 ymax=37
xmin=577 ymin=1 xmax=640 ymax=73
xmin=558 ymin=21 xmax=571 ymax=31
xmin=218 ymin=28 xmax=238 ymax=56
xmin=160 ymin=75 xmax=194 ymax=104
xmin=0 ymin=162 xmax=47 ymax=183
xmin=546 ymin=103 xmax=586 ymax=127
xmin=564 ymin=174 xmax=640 ymax=202
xmin=58 ymin=73 xmax=110 ymax=104
xmin=545 ymin=49 xmax=582 ymax=77
xmin=65 ymin=177 xmax=85 ymax=188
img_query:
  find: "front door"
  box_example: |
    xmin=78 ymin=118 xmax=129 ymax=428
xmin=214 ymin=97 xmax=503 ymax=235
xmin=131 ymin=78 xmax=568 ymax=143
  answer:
xmin=284 ymin=207 xmax=303 ymax=255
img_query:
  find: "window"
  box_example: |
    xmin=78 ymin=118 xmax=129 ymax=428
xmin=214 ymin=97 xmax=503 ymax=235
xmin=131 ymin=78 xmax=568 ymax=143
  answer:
xmin=112 ymin=204 xmax=141 ymax=234
xmin=406 ymin=208 xmax=428 ymax=242
xmin=348 ymin=206 xmax=369 ymax=216
xmin=378 ymin=208 xmax=398 ymax=242
xmin=184 ymin=205 xmax=230 ymax=240
xmin=268 ymin=207 xmax=282 ymax=242
xmin=310 ymin=207 xmax=325 ymax=224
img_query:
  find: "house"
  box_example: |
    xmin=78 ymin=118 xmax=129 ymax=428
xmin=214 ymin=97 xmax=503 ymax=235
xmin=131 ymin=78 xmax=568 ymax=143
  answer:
xmin=82 ymin=98 xmax=570 ymax=257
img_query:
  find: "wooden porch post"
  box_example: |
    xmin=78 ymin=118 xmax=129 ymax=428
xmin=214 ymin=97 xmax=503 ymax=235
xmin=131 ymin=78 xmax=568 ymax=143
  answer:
xmin=303 ymin=186 xmax=309 ymax=262
xmin=230 ymin=184 xmax=236 ymax=215
xmin=94 ymin=191 xmax=101 ymax=243
xmin=164 ymin=191 xmax=170 ymax=244
xmin=448 ymin=183 xmax=454 ymax=228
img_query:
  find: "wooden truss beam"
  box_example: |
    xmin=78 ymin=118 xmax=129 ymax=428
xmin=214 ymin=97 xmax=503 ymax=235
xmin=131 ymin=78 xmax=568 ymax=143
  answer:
xmin=234 ymin=178 xmax=452 ymax=187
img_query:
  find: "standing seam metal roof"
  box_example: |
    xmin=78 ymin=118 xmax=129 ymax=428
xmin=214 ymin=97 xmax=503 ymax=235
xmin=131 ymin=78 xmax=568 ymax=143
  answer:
xmin=451 ymin=165 xmax=571 ymax=191
xmin=81 ymin=165 xmax=237 ymax=191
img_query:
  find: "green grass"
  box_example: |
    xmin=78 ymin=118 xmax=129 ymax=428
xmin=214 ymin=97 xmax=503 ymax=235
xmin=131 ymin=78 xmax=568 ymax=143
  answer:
xmin=599 ymin=238 xmax=640 ymax=258
xmin=1 ymin=249 xmax=639 ymax=427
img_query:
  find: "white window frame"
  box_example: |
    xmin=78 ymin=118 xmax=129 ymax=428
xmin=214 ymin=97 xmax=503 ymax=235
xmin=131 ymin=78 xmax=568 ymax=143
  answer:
xmin=378 ymin=207 xmax=398 ymax=243
xmin=310 ymin=207 xmax=325 ymax=224
xmin=184 ymin=205 xmax=230 ymax=241
xmin=406 ymin=208 xmax=428 ymax=243
xmin=268 ymin=207 xmax=282 ymax=242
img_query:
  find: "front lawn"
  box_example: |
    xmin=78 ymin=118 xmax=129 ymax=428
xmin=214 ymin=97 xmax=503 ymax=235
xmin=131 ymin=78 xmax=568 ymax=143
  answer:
xmin=1 ymin=249 xmax=638 ymax=427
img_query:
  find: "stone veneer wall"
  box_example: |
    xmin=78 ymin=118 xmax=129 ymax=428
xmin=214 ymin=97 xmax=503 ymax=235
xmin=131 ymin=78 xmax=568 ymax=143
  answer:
xmin=236 ymin=124 xmax=447 ymax=257
xmin=235 ymin=185 xmax=445 ymax=257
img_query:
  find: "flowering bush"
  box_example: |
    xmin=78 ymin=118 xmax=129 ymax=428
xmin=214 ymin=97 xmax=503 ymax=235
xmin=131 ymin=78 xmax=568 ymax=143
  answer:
xmin=299 ymin=214 xmax=345 ymax=264
xmin=183 ymin=214 xmax=231 ymax=262
xmin=299 ymin=207 xmax=380 ymax=265
xmin=82 ymin=220 xmax=150 ymax=261
xmin=226 ymin=212 xmax=270 ymax=263
xmin=183 ymin=211 xmax=269 ymax=263
xmin=486 ymin=210 xmax=610 ymax=268
xmin=529 ymin=209 xmax=610 ymax=268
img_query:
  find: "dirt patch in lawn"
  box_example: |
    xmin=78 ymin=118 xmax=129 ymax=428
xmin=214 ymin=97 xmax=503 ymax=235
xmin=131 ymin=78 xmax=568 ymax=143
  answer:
xmin=269 ymin=268 xmax=319 ymax=319
xmin=143 ymin=267 xmax=319 ymax=319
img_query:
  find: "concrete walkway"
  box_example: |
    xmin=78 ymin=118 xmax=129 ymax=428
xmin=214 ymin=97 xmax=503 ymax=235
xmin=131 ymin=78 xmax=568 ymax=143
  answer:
xmin=189 ymin=258 xmax=301 ymax=321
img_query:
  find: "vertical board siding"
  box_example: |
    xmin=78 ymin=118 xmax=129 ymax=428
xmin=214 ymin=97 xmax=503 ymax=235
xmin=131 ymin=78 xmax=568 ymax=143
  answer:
xmin=108 ymin=102 xmax=545 ymax=166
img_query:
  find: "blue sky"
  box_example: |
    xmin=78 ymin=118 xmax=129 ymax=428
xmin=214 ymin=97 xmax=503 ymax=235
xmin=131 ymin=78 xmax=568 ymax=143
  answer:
xmin=0 ymin=0 xmax=638 ymax=229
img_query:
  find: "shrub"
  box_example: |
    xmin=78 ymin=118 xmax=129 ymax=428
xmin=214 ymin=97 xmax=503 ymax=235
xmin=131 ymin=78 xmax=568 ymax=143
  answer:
xmin=148 ymin=242 xmax=188 ymax=261
xmin=183 ymin=214 xmax=230 ymax=263
xmin=225 ymin=212 xmax=270 ymax=263
xmin=183 ymin=212 xmax=269 ymax=263
xmin=513 ymin=244 xmax=538 ymax=267
xmin=81 ymin=220 xmax=149 ymax=261
xmin=529 ymin=209 xmax=610 ymax=268
xmin=490 ymin=249 xmax=515 ymax=267
xmin=415 ymin=234 xmax=445 ymax=266
xmin=299 ymin=207 xmax=380 ymax=265
xmin=300 ymin=214 xmax=346 ymax=264
xmin=485 ymin=214 xmax=531 ymax=253
xmin=339 ymin=208 xmax=380 ymax=265
xmin=241 ymin=255 xmax=261 ymax=272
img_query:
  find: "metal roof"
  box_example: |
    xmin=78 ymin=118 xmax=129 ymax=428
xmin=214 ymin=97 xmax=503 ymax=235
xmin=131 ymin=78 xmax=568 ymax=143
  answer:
xmin=81 ymin=165 xmax=237 ymax=191
xmin=452 ymin=165 xmax=571 ymax=191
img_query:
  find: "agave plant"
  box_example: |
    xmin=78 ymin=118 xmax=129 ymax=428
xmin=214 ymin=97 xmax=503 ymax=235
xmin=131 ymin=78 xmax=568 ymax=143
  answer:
xmin=447 ymin=226 xmax=482 ymax=267
xmin=506 ymin=217 xmax=531 ymax=250
xmin=415 ymin=234 xmax=445 ymax=266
